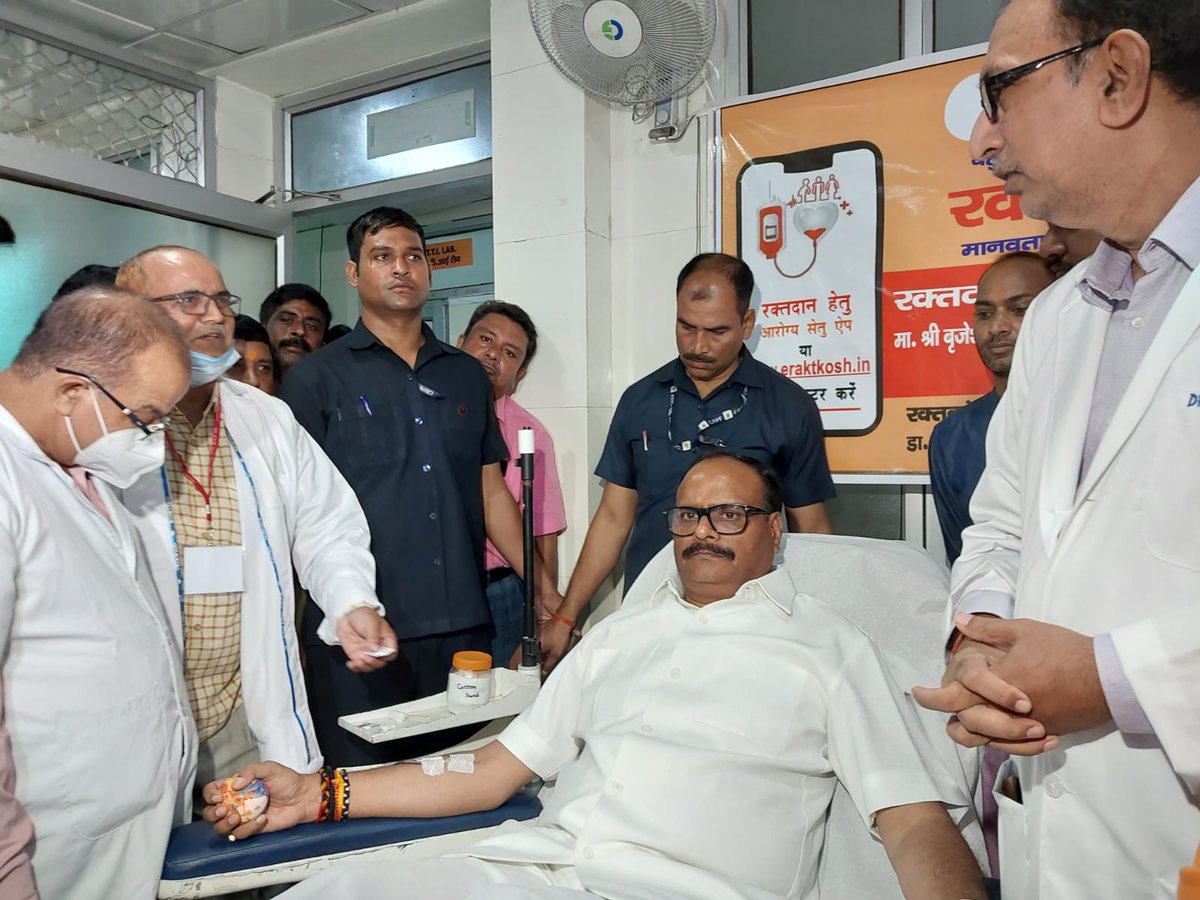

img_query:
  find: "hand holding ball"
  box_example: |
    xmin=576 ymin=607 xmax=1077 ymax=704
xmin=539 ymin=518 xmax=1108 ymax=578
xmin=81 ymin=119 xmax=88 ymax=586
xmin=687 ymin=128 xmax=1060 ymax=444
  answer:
xmin=217 ymin=776 xmax=270 ymax=821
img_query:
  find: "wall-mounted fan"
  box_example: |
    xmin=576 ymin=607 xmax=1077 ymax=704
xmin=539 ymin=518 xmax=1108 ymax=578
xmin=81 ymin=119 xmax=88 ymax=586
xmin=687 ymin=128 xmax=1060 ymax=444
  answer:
xmin=529 ymin=0 xmax=717 ymax=109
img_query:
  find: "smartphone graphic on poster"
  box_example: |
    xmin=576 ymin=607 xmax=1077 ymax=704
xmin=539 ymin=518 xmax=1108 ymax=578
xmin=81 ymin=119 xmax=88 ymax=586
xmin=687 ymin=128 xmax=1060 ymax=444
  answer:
xmin=736 ymin=141 xmax=883 ymax=436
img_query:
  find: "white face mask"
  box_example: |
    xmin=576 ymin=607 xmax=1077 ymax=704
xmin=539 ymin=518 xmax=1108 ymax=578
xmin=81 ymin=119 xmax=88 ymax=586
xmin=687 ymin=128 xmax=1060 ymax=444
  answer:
xmin=63 ymin=385 xmax=165 ymax=489
xmin=189 ymin=345 xmax=240 ymax=388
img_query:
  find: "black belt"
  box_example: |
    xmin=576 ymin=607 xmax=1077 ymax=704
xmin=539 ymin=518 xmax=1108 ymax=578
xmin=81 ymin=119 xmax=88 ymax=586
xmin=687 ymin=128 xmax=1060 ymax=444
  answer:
xmin=486 ymin=566 xmax=515 ymax=584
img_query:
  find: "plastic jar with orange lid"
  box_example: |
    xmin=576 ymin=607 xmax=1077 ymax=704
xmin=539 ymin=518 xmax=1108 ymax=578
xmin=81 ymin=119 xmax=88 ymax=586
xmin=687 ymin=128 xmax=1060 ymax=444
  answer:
xmin=447 ymin=650 xmax=494 ymax=711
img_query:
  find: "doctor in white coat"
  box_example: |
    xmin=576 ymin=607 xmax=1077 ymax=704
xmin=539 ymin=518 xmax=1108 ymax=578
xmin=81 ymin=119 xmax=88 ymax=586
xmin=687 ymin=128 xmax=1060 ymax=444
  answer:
xmin=117 ymin=246 xmax=397 ymax=791
xmin=0 ymin=288 xmax=195 ymax=899
xmin=914 ymin=1 xmax=1200 ymax=897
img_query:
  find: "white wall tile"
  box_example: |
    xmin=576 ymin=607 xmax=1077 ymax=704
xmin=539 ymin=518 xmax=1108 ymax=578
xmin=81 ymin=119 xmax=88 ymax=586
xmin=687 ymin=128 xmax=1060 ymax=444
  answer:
xmin=214 ymin=145 xmax=273 ymax=201
xmin=609 ymin=98 xmax=706 ymax=241
xmin=491 ymin=63 xmax=587 ymax=244
xmin=214 ymin=77 xmax=275 ymax=159
xmin=494 ymin=230 xmax=589 ymax=409
xmin=490 ymin=0 xmax=548 ymax=77
xmin=582 ymin=95 xmax=611 ymax=240
xmin=609 ymin=228 xmax=699 ymax=402
xmin=584 ymin=229 xmax=612 ymax=407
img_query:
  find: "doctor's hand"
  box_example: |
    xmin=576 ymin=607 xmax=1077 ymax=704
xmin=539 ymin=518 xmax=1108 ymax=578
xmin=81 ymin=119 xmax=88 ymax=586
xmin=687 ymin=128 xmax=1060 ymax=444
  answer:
xmin=337 ymin=606 xmax=398 ymax=672
xmin=203 ymin=762 xmax=320 ymax=840
xmin=950 ymin=613 xmax=1111 ymax=742
xmin=914 ymin=617 xmax=1055 ymax=756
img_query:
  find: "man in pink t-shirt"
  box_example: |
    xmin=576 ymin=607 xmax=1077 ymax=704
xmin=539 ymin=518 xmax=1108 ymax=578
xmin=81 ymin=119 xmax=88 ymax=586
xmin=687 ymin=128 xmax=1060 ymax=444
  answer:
xmin=458 ymin=302 xmax=567 ymax=664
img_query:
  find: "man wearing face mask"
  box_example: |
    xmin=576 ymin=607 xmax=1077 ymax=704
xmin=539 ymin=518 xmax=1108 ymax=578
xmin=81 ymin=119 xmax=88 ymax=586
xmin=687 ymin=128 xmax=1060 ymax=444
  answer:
xmin=0 ymin=288 xmax=195 ymax=899
xmin=115 ymin=246 xmax=396 ymax=805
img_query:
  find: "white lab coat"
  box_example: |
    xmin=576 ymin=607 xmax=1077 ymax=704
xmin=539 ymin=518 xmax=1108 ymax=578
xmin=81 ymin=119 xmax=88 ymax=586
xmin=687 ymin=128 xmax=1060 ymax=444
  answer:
xmin=952 ymin=263 xmax=1200 ymax=898
xmin=0 ymin=405 xmax=195 ymax=900
xmin=121 ymin=379 xmax=382 ymax=780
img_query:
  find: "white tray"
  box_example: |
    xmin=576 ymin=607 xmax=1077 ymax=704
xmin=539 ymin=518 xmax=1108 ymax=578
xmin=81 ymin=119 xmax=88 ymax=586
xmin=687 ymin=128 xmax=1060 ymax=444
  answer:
xmin=338 ymin=667 xmax=541 ymax=744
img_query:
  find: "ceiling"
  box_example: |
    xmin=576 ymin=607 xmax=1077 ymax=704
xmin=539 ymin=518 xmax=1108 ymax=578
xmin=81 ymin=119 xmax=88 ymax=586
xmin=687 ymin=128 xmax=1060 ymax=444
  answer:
xmin=1 ymin=0 xmax=416 ymax=72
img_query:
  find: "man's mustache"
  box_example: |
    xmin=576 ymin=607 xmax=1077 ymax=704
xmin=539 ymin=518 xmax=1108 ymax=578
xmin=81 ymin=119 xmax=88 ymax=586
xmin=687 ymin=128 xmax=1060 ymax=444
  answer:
xmin=279 ymin=337 xmax=309 ymax=351
xmin=682 ymin=353 xmax=717 ymax=365
xmin=682 ymin=541 xmax=734 ymax=560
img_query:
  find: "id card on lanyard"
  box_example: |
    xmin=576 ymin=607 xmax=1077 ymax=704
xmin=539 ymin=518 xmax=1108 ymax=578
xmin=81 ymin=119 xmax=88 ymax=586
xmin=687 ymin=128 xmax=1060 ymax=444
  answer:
xmin=166 ymin=398 xmax=244 ymax=595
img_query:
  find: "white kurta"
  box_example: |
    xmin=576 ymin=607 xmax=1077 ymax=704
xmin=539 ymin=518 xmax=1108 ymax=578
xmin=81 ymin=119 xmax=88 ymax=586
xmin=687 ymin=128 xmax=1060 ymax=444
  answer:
xmin=466 ymin=567 xmax=965 ymax=900
xmin=0 ymin=405 xmax=194 ymax=900
xmin=120 ymin=379 xmax=382 ymax=779
xmin=953 ymin=263 xmax=1200 ymax=898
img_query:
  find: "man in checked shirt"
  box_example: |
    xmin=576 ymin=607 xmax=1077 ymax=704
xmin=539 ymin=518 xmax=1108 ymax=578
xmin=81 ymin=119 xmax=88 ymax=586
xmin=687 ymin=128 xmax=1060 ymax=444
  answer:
xmin=116 ymin=246 xmax=396 ymax=805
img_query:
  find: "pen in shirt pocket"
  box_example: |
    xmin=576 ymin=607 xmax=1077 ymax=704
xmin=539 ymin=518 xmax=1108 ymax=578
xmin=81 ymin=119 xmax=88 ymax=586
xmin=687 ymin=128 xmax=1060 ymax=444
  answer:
xmin=642 ymin=429 xmax=649 ymax=451
xmin=359 ymin=395 xmax=373 ymax=416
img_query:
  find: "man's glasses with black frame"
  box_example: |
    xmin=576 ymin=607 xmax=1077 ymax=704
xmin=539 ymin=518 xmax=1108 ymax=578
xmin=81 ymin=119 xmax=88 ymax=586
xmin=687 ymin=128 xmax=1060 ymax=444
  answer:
xmin=149 ymin=291 xmax=240 ymax=318
xmin=55 ymin=367 xmax=170 ymax=437
xmin=979 ymin=38 xmax=1104 ymax=123
xmin=664 ymin=504 xmax=771 ymax=537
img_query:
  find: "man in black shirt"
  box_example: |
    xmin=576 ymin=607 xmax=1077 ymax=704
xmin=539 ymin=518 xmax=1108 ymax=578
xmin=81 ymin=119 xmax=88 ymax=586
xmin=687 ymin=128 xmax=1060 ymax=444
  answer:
xmin=282 ymin=207 xmax=560 ymax=764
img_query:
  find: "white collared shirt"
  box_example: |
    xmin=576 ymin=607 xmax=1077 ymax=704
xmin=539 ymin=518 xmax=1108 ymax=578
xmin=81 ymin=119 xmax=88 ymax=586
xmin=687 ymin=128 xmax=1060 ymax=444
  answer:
xmin=469 ymin=567 xmax=958 ymax=900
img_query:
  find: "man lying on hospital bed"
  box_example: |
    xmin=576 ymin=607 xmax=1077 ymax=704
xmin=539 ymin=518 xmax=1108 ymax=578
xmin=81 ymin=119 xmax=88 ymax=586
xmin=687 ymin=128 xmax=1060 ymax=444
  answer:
xmin=203 ymin=450 xmax=986 ymax=900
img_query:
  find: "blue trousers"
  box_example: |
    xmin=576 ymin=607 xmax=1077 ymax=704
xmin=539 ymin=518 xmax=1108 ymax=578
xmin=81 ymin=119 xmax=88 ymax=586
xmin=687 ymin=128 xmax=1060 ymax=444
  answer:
xmin=486 ymin=570 xmax=527 ymax=664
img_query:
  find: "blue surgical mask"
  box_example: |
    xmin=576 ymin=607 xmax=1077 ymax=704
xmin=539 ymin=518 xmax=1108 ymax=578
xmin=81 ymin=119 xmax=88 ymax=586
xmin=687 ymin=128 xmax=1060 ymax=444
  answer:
xmin=189 ymin=345 xmax=240 ymax=387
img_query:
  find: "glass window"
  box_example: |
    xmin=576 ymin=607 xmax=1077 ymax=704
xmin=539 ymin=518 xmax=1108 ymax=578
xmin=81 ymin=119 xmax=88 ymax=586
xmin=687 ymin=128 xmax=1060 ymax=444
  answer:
xmin=933 ymin=0 xmax=1005 ymax=52
xmin=0 ymin=27 xmax=202 ymax=184
xmin=748 ymin=0 xmax=902 ymax=94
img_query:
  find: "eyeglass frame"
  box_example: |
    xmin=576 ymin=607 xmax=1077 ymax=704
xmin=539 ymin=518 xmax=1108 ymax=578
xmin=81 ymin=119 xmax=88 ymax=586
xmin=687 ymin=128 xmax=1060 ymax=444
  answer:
xmin=979 ymin=38 xmax=1105 ymax=124
xmin=149 ymin=291 xmax=241 ymax=317
xmin=663 ymin=503 xmax=772 ymax=537
xmin=54 ymin=367 xmax=170 ymax=436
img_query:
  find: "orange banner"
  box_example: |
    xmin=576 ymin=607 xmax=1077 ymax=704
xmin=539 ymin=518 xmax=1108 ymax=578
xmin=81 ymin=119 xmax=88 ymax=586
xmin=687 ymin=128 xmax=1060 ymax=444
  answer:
xmin=719 ymin=55 xmax=1040 ymax=473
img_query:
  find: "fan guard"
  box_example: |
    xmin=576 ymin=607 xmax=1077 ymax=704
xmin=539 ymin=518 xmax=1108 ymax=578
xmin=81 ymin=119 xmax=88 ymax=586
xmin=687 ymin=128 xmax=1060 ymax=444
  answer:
xmin=529 ymin=0 xmax=717 ymax=106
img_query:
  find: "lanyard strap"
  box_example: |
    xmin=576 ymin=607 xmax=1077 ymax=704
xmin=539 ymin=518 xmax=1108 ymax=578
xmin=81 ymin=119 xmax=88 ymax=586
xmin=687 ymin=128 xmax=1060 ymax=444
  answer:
xmin=227 ymin=429 xmax=313 ymax=761
xmin=667 ymin=384 xmax=749 ymax=451
xmin=159 ymin=466 xmax=186 ymax=648
xmin=165 ymin=398 xmax=222 ymax=543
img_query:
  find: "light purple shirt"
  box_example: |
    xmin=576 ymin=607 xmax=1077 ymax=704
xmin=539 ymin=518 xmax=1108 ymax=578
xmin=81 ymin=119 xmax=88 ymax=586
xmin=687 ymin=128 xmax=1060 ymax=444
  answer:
xmin=0 ymin=673 xmax=37 ymax=900
xmin=961 ymin=175 xmax=1200 ymax=736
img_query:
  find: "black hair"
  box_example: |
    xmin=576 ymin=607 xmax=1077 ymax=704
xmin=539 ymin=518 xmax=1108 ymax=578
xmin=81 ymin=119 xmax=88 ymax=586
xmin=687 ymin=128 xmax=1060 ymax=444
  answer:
xmin=234 ymin=313 xmax=271 ymax=345
xmin=462 ymin=300 xmax=539 ymax=368
xmin=1055 ymin=0 xmax=1200 ymax=101
xmin=258 ymin=283 xmax=331 ymax=331
xmin=675 ymin=253 xmax=755 ymax=314
xmin=683 ymin=450 xmax=784 ymax=513
xmin=325 ymin=323 xmax=352 ymax=344
xmin=54 ymin=264 xmax=118 ymax=300
xmin=346 ymin=206 xmax=426 ymax=265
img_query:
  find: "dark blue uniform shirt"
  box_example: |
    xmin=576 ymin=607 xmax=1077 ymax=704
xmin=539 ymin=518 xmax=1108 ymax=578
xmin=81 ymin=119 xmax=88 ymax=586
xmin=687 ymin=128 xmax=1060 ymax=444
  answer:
xmin=597 ymin=351 xmax=834 ymax=590
xmin=281 ymin=320 xmax=508 ymax=640
xmin=928 ymin=390 xmax=1000 ymax=565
